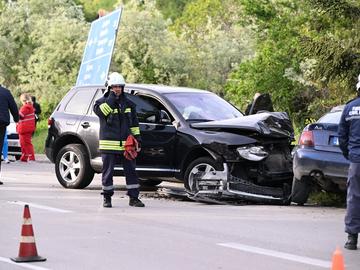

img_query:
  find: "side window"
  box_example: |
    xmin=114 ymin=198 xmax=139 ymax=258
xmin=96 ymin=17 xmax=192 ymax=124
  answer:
xmin=126 ymin=94 xmax=173 ymax=123
xmin=64 ymin=90 xmax=95 ymax=115
xmin=90 ymin=89 xmax=105 ymax=115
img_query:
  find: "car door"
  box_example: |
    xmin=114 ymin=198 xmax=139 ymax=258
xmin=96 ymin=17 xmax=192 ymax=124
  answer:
xmin=77 ymin=88 xmax=103 ymax=162
xmin=126 ymin=93 xmax=178 ymax=177
xmin=57 ymin=88 xmax=96 ymax=138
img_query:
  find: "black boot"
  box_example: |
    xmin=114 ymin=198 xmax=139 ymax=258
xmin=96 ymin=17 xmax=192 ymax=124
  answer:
xmin=129 ymin=197 xmax=145 ymax=207
xmin=103 ymin=195 xmax=112 ymax=208
xmin=344 ymin=233 xmax=358 ymax=250
xmin=0 ymin=180 xmax=3 ymax=185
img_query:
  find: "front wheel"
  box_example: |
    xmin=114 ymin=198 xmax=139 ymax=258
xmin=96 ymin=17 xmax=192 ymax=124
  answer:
xmin=55 ymin=144 xmax=94 ymax=189
xmin=184 ymin=157 xmax=222 ymax=195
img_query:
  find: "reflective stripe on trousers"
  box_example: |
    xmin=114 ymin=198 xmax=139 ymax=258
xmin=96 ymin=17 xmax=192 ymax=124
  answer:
xmin=101 ymin=153 xmax=140 ymax=198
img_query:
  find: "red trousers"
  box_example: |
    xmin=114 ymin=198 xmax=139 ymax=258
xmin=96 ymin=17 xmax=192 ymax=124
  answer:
xmin=19 ymin=132 xmax=35 ymax=161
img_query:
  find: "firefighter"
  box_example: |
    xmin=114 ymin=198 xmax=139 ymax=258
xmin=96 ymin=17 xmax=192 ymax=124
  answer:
xmin=338 ymin=73 xmax=360 ymax=250
xmin=93 ymin=72 xmax=145 ymax=208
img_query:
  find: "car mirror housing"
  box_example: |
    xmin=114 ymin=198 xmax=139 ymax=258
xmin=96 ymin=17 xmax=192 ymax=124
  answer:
xmin=159 ymin=110 xmax=171 ymax=124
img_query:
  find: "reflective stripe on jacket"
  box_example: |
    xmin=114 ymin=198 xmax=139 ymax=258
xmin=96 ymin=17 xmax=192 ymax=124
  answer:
xmin=93 ymin=91 xmax=141 ymax=154
xmin=17 ymin=103 xmax=35 ymax=134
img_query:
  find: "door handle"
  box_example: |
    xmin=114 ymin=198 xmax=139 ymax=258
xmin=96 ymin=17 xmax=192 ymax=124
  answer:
xmin=81 ymin=122 xmax=90 ymax=128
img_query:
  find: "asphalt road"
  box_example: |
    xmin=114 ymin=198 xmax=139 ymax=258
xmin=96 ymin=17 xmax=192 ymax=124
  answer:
xmin=0 ymin=156 xmax=358 ymax=270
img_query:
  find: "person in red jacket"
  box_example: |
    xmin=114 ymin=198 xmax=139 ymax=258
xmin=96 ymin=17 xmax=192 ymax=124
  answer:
xmin=17 ymin=93 xmax=36 ymax=162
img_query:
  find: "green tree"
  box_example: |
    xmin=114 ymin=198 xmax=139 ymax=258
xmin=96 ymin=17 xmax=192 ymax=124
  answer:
xmin=112 ymin=0 xmax=253 ymax=96
xmin=74 ymin=0 xmax=119 ymax=21
xmin=301 ymin=0 xmax=360 ymax=95
xmin=0 ymin=0 xmax=87 ymax=115
xmin=171 ymin=0 xmax=254 ymax=95
xmin=226 ymin=1 xmax=306 ymax=119
xmin=155 ymin=0 xmax=191 ymax=21
xmin=226 ymin=0 xmax=359 ymax=130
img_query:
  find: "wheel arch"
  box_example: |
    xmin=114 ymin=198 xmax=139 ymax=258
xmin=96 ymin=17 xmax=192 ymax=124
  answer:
xmin=179 ymin=146 xmax=223 ymax=179
xmin=52 ymin=133 xmax=88 ymax=162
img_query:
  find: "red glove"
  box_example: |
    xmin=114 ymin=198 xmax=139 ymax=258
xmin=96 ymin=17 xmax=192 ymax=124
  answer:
xmin=124 ymin=135 xmax=138 ymax=160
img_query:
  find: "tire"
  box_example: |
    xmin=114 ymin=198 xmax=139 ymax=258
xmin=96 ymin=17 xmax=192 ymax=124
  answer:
xmin=291 ymin=176 xmax=312 ymax=205
xmin=139 ymin=179 xmax=162 ymax=187
xmin=184 ymin=157 xmax=222 ymax=194
xmin=55 ymin=144 xmax=94 ymax=189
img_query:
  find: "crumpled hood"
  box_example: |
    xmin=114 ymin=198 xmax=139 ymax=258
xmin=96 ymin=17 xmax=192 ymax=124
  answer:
xmin=191 ymin=112 xmax=294 ymax=138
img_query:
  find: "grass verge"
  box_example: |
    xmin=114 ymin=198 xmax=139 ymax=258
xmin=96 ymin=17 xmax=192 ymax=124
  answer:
xmin=32 ymin=120 xmax=48 ymax=154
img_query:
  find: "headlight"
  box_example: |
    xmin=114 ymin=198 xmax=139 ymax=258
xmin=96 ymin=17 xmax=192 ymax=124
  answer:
xmin=237 ymin=146 xmax=268 ymax=161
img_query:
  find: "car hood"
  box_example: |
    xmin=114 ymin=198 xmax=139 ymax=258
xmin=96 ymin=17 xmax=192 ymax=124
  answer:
xmin=191 ymin=112 xmax=294 ymax=139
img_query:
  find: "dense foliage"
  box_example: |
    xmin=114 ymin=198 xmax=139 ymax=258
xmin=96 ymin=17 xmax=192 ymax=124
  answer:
xmin=0 ymin=0 xmax=358 ymax=131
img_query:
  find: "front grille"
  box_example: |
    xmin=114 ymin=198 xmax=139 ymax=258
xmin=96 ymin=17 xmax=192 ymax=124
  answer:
xmin=228 ymin=175 xmax=285 ymax=197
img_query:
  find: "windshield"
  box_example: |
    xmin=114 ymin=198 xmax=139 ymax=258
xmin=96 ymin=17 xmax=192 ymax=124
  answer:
xmin=165 ymin=92 xmax=242 ymax=121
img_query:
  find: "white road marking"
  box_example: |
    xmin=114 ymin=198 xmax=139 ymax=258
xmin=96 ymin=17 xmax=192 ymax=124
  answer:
xmin=7 ymin=201 xmax=73 ymax=213
xmin=218 ymin=242 xmax=331 ymax=268
xmin=0 ymin=176 xmax=17 ymax=180
xmin=0 ymin=257 xmax=51 ymax=270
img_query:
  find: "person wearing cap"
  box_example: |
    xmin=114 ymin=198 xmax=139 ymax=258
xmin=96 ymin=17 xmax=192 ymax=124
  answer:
xmin=0 ymin=84 xmax=19 ymax=184
xmin=93 ymin=72 xmax=144 ymax=208
xmin=338 ymin=73 xmax=360 ymax=250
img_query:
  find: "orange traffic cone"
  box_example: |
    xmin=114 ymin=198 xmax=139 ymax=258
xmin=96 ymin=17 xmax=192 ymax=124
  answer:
xmin=331 ymin=247 xmax=345 ymax=270
xmin=11 ymin=204 xmax=46 ymax=263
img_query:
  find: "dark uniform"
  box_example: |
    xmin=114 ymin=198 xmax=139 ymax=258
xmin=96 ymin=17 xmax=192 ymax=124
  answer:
xmin=0 ymin=85 xmax=19 ymax=184
xmin=338 ymin=96 xmax=360 ymax=250
xmin=93 ymin=89 xmax=143 ymax=207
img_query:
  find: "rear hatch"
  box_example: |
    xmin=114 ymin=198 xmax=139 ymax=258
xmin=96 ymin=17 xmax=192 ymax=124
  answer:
xmin=308 ymin=123 xmax=342 ymax=153
xmin=308 ymin=107 xmax=344 ymax=153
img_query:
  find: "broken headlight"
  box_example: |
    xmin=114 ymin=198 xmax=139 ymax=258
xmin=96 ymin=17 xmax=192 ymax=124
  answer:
xmin=236 ymin=146 xmax=268 ymax=161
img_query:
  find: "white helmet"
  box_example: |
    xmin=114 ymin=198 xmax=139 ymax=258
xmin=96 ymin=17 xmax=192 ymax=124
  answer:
xmin=106 ymin=72 xmax=125 ymax=88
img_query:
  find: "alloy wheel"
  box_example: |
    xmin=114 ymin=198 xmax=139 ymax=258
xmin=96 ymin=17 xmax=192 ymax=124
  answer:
xmin=59 ymin=150 xmax=81 ymax=183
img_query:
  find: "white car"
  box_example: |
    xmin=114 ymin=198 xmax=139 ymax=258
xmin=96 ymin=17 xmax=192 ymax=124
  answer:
xmin=6 ymin=114 xmax=21 ymax=160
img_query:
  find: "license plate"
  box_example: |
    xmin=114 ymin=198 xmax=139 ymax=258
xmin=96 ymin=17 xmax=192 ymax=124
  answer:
xmin=329 ymin=136 xmax=339 ymax=146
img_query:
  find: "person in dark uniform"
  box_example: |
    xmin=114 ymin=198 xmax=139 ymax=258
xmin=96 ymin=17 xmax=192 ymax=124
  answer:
xmin=93 ymin=72 xmax=144 ymax=208
xmin=31 ymin=96 xmax=41 ymax=126
xmin=338 ymin=74 xmax=360 ymax=250
xmin=0 ymin=84 xmax=19 ymax=184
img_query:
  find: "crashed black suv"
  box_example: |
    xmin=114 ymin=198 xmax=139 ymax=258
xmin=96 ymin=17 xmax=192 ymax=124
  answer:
xmin=46 ymin=84 xmax=294 ymax=203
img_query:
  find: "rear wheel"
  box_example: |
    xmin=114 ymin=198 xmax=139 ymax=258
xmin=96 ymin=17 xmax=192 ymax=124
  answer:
xmin=184 ymin=157 xmax=222 ymax=195
xmin=291 ymin=176 xmax=312 ymax=205
xmin=55 ymin=144 xmax=94 ymax=189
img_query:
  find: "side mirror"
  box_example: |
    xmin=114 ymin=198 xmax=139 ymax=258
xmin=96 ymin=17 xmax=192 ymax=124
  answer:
xmin=159 ymin=110 xmax=171 ymax=124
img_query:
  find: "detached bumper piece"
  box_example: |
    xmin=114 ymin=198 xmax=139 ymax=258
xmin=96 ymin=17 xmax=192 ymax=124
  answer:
xmin=187 ymin=164 xmax=290 ymax=204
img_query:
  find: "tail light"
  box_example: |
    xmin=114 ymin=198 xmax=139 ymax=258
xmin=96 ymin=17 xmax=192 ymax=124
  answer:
xmin=47 ymin=118 xmax=54 ymax=128
xmin=298 ymin=130 xmax=314 ymax=146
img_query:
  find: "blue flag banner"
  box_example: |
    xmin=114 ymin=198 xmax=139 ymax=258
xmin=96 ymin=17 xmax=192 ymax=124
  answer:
xmin=76 ymin=8 xmax=122 ymax=86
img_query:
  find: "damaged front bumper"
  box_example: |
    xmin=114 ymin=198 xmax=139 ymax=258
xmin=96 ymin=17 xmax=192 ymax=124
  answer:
xmin=188 ymin=163 xmax=291 ymax=204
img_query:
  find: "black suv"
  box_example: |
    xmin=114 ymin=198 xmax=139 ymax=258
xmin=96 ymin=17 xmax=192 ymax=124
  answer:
xmin=46 ymin=84 xmax=294 ymax=203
